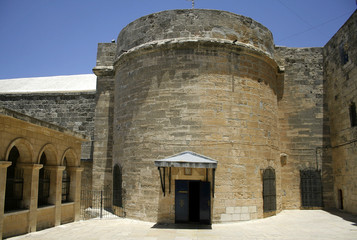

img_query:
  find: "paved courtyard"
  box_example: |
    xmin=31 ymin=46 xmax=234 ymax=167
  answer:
xmin=8 ymin=210 xmax=357 ymax=240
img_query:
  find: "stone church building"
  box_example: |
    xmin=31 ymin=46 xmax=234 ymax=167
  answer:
xmin=0 ymin=8 xmax=356 ymax=237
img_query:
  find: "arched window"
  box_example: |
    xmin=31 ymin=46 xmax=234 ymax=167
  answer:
xmin=263 ymin=168 xmax=276 ymax=212
xmin=300 ymin=169 xmax=322 ymax=207
xmin=38 ymin=152 xmax=50 ymax=206
xmin=113 ymin=164 xmax=123 ymax=207
xmin=5 ymin=146 xmax=24 ymax=211
xmin=62 ymin=158 xmax=70 ymax=203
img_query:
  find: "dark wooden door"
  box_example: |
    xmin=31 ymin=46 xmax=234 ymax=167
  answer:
xmin=175 ymin=180 xmax=189 ymax=223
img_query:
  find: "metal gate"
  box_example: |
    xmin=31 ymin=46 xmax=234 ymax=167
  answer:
xmin=300 ymin=170 xmax=323 ymax=207
xmin=263 ymin=168 xmax=276 ymax=212
xmin=80 ymin=189 xmax=118 ymax=220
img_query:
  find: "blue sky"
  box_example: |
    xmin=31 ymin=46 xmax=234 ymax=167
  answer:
xmin=0 ymin=0 xmax=355 ymax=79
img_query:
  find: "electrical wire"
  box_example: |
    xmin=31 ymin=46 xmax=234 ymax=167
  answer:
xmin=276 ymin=9 xmax=355 ymax=44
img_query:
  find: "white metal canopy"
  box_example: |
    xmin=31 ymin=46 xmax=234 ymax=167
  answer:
xmin=154 ymin=151 xmax=218 ymax=169
xmin=154 ymin=151 xmax=218 ymax=197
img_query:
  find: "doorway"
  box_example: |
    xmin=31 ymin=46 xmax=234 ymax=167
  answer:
xmin=175 ymin=180 xmax=211 ymax=224
xmin=338 ymin=189 xmax=343 ymax=210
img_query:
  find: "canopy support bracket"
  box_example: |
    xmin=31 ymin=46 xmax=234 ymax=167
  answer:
xmin=158 ymin=167 xmax=165 ymax=196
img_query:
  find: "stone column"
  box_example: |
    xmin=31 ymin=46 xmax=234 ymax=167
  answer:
xmin=45 ymin=166 xmax=65 ymax=226
xmin=92 ymin=42 xmax=116 ymax=192
xmin=17 ymin=163 xmax=42 ymax=233
xmin=0 ymin=161 xmax=11 ymax=240
xmin=68 ymin=167 xmax=83 ymax=221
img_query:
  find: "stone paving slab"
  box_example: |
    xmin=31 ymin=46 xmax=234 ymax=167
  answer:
xmin=8 ymin=210 xmax=357 ymax=240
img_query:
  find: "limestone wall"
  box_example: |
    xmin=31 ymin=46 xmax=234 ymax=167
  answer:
xmin=92 ymin=43 xmax=116 ymax=191
xmin=116 ymin=9 xmax=275 ymax=58
xmin=0 ymin=110 xmax=84 ymax=238
xmin=323 ymin=10 xmax=357 ymax=213
xmin=113 ymin=9 xmax=281 ymax=222
xmin=0 ymin=92 xmax=95 ymax=190
xmin=2 ymin=211 xmax=29 ymax=238
xmin=274 ymin=47 xmax=332 ymax=209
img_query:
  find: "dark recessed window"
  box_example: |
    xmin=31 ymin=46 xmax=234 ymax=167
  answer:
xmin=339 ymin=43 xmax=349 ymax=65
xmin=113 ymin=164 xmax=123 ymax=207
xmin=350 ymin=102 xmax=357 ymax=127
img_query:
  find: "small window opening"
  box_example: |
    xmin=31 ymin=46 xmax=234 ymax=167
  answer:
xmin=349 ymin=102 xmax=357 ymax=127
xmin=339 ymin=43 xmax=349 ymax=65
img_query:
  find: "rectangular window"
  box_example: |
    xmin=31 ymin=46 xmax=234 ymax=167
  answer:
xmin=350 ymin=102 xmax=357 ymax=127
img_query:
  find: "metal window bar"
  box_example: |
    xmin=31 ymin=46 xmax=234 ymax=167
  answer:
xmin=80 ymin=189 xmax=118 ymax=220
xmin=5 ymin=168 xmax=24 ymax=212
xmin=263 ymin=168 xmax=276 ymax=212
xmin=300 ymin=170 xmax=323 ymax=207
xmin=62 ymin=170 xmax=70 ymax=203
xmin=38 ymin=169 xmax=50 ymax=206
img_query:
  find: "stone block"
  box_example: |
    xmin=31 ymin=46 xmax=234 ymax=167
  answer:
xmin=249 ymin=206 xmax=257 ymax=213
xmin=226 ymin=207 xmax=235 ymax=214
xmin=241 ymin=213 xmax=250 ymax=221
xmin=234 ymin=206 xmax=242 ymax=213
xmin=221 ymin=214 xmax=233 ymax=222
xmin=241 ymin=206 xmax=249 ymax=213
xmin=232 ymin=214 xmax=241 ymax=221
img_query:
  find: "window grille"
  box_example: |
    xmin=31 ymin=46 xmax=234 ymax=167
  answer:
xmin=5 ymin=146 xmax=24 ymax=212
xmin=38 ymin=170 xmax=50 ymax=206
xmin=263 ymin=168 xmax=276 ymax=212
xmin=62 ymin=169 xmax=70 ymax=202
xmin=5 ymin=168 xmax=24 ymax=211
xmin=38 ymin=153 xmax=50 ymax=206
xmin=300 ymin=169 xmax=322 ymax=207
xmin=62 ymin=158 xmax=70 ymax=203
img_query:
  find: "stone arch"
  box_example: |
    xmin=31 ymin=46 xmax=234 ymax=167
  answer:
xmin=61 ymin=148 xmax=78 ymax=167
xmin=37 ymin=144 xmax=58 ymax=166
xmin=5 ymin=138 xmax=34 ymax=164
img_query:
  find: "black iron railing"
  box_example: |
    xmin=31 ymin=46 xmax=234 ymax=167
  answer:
xmin=80 ymin=189 xmax=119 ymax=220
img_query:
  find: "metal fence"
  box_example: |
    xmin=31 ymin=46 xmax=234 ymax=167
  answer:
xmin=80 ymin=189 xmax=119 ymax=220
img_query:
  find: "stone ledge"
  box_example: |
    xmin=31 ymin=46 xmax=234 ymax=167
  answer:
xmin=114 ymin=37 xmax=276 ymax=66
xmin=93 ymin=66 xmax=114 ymax=76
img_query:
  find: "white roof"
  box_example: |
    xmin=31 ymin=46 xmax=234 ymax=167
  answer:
xmin=0 ymin=74 xmax=96 ymax=94
xmin=155 ymin=151 xmax=218 ymax=168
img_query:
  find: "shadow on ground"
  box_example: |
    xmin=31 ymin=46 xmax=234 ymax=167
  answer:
xmin=326 ymin=209 xmax=357 ymax=226
xmin=151 ymin=223 xmax=212 ymax=230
